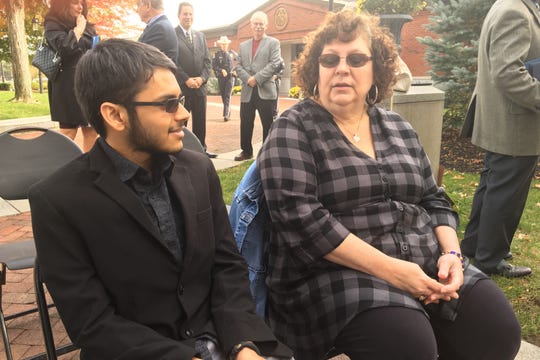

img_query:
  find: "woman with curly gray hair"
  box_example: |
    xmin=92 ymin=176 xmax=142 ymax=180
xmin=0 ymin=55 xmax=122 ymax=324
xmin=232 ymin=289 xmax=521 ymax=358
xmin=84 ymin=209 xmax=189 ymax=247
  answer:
xmin=257 ymin=9 xmax=520 ymax=360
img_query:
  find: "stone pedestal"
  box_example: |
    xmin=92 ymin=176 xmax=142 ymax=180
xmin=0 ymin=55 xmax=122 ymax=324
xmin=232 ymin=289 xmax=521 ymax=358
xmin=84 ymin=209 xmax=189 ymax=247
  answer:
xmin=383 ymin=85 xmax=445 ymax=181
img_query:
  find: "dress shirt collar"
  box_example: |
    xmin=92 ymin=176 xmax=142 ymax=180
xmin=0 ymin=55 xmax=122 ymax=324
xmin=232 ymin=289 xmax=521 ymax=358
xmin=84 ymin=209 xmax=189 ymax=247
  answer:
xmin=147 ymin=13 xmax=164 ymax=26
xmin=97 ymin=137 xmax=173 ymax=184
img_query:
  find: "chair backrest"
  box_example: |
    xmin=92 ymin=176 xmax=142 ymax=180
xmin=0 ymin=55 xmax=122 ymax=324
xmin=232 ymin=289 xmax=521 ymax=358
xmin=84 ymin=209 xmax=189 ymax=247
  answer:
xmin=0 ymin=127 xmax=83 ymax=200
xmin=182 ymin=128 xmax=205 ymax=154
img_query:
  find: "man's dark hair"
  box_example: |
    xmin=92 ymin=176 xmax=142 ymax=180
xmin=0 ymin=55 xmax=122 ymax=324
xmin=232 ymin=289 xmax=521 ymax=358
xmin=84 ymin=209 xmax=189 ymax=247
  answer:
xmin=74 ymin=39 xmax=176 ymax=137
xmin=177 ymin=1 xmax=193 ymax=14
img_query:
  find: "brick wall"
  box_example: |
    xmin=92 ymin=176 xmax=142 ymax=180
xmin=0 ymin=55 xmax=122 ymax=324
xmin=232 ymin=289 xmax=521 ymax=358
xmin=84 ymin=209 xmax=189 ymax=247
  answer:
xmin=400 ymin=9 xmax=436 ymax=77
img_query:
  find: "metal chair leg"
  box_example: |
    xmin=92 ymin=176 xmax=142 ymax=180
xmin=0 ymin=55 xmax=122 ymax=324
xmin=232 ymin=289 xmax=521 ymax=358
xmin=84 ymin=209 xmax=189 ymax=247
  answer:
xmin=1 ymin=308 xmax=14 ymax=360
xmin=34 ymin=262 xmax=57 ymax=360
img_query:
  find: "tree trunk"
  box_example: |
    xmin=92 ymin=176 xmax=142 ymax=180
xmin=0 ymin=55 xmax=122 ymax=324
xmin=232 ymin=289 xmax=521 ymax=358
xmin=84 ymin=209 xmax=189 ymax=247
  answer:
xmin=7 ymin=0 xmax=33 ymax=103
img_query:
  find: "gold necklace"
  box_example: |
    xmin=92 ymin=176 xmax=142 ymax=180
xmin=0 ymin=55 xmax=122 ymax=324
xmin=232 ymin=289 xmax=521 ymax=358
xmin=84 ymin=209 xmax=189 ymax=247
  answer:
xmin=336 ymin=112 xmax=365 ymax=143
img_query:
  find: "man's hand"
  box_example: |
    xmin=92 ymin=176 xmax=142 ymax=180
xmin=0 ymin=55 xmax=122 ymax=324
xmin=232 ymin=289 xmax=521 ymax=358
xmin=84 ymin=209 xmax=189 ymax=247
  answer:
xmin=235 ymin=347 xmax=265 ymax=360
xmin=247 ymin=76 xmax=257 ymax=87
xmin=221 ymin=69 xmax=228 ymax=77
xmin=185 ymin=77 xmax=204 ymax=89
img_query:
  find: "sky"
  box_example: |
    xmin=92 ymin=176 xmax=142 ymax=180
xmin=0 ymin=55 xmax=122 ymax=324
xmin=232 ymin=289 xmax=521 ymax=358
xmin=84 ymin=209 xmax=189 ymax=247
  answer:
xmin=163 ymin=0 xmax=267 ymax=30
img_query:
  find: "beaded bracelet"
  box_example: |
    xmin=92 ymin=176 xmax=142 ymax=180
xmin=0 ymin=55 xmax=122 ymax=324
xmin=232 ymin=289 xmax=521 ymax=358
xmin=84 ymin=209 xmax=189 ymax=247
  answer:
xmin=440 ymin=250 xmax=465 ymax=269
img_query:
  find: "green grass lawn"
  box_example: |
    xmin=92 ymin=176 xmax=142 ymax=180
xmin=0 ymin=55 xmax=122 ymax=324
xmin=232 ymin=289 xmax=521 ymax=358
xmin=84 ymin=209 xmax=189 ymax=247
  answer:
xmin=0 ymin=91 xmax=50 ymax=120
xmin=443 ymin=169 xmax=540 ymax=344
xmin=219 ymin=165 xmax=540 ymax=345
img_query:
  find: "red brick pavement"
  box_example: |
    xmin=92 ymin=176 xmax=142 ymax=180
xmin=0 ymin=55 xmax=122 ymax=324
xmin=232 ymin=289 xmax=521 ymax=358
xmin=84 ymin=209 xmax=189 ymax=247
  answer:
xmin=0 ymin=95 xmax=299 ymax=360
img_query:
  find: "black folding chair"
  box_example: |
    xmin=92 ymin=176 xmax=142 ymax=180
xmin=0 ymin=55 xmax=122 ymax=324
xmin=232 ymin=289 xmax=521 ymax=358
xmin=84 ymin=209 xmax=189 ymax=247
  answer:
xmin=181 ymin=127 xmax=205 ymax=153
xmin=0 ymin=127 xmax=82 ymax=360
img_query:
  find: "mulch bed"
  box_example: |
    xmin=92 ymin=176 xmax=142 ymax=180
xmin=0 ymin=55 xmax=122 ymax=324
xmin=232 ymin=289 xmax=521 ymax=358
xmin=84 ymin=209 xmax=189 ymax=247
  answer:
xmin=440 ymin=127 xmax=540 ymax=179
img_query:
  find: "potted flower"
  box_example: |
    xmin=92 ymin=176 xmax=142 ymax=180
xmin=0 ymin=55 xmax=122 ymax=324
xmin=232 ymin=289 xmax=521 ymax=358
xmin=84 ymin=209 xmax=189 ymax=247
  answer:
xmin=356 ymin=0 xmax=427 ymax=47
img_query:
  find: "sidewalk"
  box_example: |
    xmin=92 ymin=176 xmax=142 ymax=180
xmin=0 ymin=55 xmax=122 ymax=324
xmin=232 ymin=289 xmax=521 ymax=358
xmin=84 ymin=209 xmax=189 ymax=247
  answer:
xmin=1 ymin=96 xmax=539 ymax=359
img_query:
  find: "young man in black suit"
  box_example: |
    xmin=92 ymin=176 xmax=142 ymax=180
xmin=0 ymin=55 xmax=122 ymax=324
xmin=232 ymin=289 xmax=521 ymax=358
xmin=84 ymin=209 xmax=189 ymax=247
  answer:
xmin=137 ymin=0 xmax=178 ymax=63
xmin=29 ymin=39 xmax=292 ymax=360
xmin=175 ymin=1 xmax=216 ymax=158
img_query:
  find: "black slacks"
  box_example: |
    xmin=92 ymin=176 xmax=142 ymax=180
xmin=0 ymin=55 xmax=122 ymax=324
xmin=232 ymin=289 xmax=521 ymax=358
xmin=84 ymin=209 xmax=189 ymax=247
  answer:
xmin=184 ymin=92 xmax=207 ymax=149
xmin=330 ymin=279 xmax=520 ymax=360
xmin=461 ymin=151 xmax=538 ymax=271
xmin=239 ymin=87 xmax=274 ymax=155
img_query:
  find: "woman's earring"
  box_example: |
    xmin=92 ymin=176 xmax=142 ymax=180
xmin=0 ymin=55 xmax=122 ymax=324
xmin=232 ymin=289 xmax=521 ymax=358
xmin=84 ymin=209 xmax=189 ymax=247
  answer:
xmin=366 ymin=85 xmax=378 ymax=106
xmin=313 ymin=83 xmax=319 ymax=97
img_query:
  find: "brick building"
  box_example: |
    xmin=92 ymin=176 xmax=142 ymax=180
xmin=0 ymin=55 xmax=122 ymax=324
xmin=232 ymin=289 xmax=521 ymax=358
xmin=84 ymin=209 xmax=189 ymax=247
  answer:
xmin=202 ymin=0 xmax=434 ymax=94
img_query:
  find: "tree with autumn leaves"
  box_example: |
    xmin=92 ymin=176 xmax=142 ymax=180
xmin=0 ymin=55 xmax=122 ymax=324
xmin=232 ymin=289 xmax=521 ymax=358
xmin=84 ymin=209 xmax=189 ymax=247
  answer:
xmin=0 ymin=0 xmax=141 ymax=103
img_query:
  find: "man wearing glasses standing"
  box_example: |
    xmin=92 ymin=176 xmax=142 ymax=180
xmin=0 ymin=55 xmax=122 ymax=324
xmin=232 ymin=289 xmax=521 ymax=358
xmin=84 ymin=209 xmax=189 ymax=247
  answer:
xmin=234 ymin=11 xmax=282 ymax=161
xmin=175 ymin=2 xmax=216 ymax=158
xmin=29 ymin=39 xmax=292 ymax=360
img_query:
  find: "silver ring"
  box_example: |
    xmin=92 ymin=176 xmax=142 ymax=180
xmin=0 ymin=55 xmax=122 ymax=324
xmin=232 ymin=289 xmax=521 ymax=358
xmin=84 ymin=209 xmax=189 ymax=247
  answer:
xmin=418 ymin=295 xmax=426 ymax=301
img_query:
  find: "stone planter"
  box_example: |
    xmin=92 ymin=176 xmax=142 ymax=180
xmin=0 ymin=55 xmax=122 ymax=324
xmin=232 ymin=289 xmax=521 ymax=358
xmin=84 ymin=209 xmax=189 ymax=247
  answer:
xmin=379 ymin=14 xmax=413 ymax=49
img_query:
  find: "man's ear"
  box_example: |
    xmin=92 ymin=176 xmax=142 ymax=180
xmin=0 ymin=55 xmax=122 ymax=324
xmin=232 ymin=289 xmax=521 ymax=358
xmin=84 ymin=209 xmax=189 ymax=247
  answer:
xmin=100 ymin=102 xmax=129 ymax=132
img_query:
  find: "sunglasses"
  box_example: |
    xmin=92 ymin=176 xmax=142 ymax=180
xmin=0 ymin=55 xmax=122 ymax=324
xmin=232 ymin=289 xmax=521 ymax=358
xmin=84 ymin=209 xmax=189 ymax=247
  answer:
xmin=128 ymin=96 xmax=185 ymax=113
xmin=318 ymin=53 xmax=372 ymax=68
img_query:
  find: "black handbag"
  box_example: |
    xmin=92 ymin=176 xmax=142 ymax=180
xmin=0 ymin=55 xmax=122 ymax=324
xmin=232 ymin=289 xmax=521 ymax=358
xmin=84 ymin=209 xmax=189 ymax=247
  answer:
xmin=32 ymin=37 xmax=62 ymax=80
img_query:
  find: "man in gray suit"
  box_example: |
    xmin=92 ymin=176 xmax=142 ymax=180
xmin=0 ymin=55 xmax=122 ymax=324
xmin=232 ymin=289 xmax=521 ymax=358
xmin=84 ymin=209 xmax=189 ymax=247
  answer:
xmin=137 ymin=0 xmax=178 ymax=63
xmin=234 ymin=11 xmax=281 ymax=161
xmin=175 ymin=2 xmax=216 ymax=158
xmin=461 ymin=0 xmax=539 ymax=277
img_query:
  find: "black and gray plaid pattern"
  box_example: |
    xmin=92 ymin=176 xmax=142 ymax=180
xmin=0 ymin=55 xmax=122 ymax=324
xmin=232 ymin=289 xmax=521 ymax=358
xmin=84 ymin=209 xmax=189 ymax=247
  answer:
xmin=257 ymin=99 xmax=486 ymax=359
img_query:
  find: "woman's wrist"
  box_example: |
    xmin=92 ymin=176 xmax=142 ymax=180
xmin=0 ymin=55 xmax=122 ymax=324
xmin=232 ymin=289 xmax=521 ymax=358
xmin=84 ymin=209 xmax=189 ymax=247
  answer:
xmin=440 ymin=250 xmax=464 ymax=269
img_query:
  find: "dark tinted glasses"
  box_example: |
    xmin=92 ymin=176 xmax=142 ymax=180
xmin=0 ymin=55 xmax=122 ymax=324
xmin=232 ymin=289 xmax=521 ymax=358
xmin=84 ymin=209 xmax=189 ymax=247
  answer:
xmin=128 ymin=96 xmax=185 ymax=113
xmin=318 ymin=53 xmax=372 ymax=68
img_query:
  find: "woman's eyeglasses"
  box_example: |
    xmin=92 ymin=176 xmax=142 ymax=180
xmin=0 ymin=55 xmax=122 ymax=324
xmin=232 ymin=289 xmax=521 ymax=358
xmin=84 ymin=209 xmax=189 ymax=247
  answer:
xmin=318 ymin=53 xmax=372 ymax=68
xmin=128 ymin=96 xmax=185 ymax=113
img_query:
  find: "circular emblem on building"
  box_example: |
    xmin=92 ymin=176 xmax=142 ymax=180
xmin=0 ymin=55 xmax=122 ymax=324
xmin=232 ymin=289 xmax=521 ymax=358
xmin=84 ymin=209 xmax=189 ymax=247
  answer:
xmin=275 ymin=6 xmax=288 ymax=31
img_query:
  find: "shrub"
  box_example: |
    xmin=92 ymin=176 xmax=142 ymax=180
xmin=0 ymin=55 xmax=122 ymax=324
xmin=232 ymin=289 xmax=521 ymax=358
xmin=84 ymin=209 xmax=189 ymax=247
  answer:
xmin=0 ymin=82 xmax=11 ymax=91
xmin=205 ymin=77 xmax=219 ymax=95
xmin=357 ymin=0 xmax=427 ymax=15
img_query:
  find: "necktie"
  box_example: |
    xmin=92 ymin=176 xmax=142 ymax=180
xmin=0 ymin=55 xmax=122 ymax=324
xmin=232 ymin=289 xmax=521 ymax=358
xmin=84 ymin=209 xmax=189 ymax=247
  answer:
xmin=186 ymin=32 xmax=192 ymax=45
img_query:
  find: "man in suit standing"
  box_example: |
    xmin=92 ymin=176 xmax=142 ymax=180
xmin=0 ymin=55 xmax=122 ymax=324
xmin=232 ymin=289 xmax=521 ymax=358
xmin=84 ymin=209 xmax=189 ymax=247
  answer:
xmin=461 ymin=0 xmax=539 ymax=277
xmin=29 ymin=39 xmax=293 ymax=360
xmin=234 ymin=11 xmax=281 ymax=161
xmin=137 ymin=0 xmax=178 ymax=63
xmin=175 ymin=2 xmax=216 ymax=158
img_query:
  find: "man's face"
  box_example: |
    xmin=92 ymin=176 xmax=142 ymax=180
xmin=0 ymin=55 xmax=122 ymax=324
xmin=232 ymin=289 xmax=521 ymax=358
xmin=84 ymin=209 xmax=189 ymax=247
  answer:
xmin=178 ymin=5 xmax=193 ymax=30
xmin=250 ymin=16 xmax=267 ymax=40
xmin=123 ymin=68 xmax=190 ymax=164
xmin=136 ymin=0 xmax=151 ymax=23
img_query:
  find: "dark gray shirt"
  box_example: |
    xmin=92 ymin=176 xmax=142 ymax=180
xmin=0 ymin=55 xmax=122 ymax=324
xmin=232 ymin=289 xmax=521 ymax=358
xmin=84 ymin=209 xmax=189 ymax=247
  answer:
xmin=98 ymin=138 xmax=184 ymax=263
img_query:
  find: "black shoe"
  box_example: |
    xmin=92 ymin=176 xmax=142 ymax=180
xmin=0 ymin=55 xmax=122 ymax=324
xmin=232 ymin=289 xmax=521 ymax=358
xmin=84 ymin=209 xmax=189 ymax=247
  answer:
xmin=224 ymin=117 xmax=229 ymax=122
xmin=205 ymin=151 xmax=217 ymax=158
xmin=234 ymin=151 xmax=253 ymax=161
xmin=491 ymin=260 xmax=532 ymax=278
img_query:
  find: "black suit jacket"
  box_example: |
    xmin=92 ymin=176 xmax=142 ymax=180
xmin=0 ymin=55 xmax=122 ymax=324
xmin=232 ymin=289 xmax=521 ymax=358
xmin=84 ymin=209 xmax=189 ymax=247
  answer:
xmin=29 ymin=144 xmax=292 ymax=360
xmin=138 ymin=14 xmax=178 ymax=63
xmin=175 ymin=26 xmax=211 ymax=96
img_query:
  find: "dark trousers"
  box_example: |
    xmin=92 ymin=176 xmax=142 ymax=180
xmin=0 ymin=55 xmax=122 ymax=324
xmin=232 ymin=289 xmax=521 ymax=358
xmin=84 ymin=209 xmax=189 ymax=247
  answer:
xmin=330 ymin=280 xmax=520 ymax=360
xmin=461 ymin=151 xmax=538 ymax=271
xmin=272 ymin=78 xmax=281 ymax=119
xmin=184 ymin=93 xmax=207 ymax=148
xmin=218 ymin=76 xmax=234 ymax=118
xmin=239 ymin=88 xmax=274 ymax=155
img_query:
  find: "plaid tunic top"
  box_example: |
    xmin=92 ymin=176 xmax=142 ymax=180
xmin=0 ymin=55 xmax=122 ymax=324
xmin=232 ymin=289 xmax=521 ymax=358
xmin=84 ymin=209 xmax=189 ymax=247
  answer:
xmin=257 ymin=99 xmax=485 ymax=359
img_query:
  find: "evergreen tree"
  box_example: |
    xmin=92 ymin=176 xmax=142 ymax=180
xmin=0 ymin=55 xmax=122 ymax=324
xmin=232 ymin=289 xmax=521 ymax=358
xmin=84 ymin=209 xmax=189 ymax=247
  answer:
xmin=419 ymin=0 xmax=495 ymax=126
